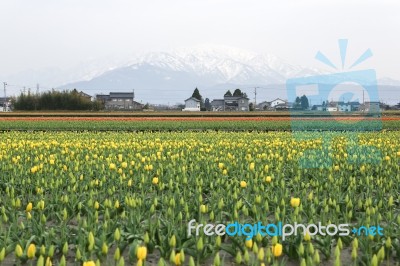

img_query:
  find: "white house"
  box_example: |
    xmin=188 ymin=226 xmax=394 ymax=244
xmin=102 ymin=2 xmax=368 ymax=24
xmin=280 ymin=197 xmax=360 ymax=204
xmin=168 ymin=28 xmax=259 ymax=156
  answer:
xmin=270 ymin=98 xmax=287 ymax=108
xmin=337 ymin=101 xmax=360 ymax=112
xmin=338 ymin=102 xmax=351 ymax=112
xmin=182 ymin=97 xmax=201 ymax=111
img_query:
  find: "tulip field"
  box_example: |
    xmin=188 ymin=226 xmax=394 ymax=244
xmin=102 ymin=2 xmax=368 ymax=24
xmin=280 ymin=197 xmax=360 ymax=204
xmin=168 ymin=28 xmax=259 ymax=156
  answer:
xmin=0 ymin=128 xmax=399 ymax=265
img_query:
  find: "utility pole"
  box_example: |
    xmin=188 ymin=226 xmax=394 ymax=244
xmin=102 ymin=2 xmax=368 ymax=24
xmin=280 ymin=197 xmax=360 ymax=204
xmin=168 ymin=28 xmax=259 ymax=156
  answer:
xmin=254 ymin=87 xmax=258 ymax=106
xmin=132 ymin=89 xmax=135 ymax=111
xmin=3 ymin=82 xmax=7 ymax=112
xmin=36 ymin=84 xmax=40 ymax=95
xmin=362 ymin=90 xmax=365 ymax=113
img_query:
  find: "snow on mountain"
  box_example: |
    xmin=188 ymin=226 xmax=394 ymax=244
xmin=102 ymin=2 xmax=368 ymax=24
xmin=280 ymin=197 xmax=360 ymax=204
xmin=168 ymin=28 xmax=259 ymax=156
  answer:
xmin=56 ymin=45 xmax=349 ymax=103
xmin=6 ymin=44 xmax=398 ymax=104
xmin=104 ymin=44 xmax=322 ymax=85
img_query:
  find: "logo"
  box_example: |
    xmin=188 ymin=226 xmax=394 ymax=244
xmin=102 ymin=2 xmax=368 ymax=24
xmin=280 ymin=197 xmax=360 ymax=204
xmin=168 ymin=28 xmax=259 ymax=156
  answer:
xmin=188 ymin=220 xmax=384 ymax=241
xmin=286 ymin=39 xmax=382 ymax=168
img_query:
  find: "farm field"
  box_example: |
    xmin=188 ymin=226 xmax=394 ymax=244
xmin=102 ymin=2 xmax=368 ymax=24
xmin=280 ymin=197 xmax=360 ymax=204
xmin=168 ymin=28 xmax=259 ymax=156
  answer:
xmin=0 ymin=130 xmax=399 ymax=266
xmin=1 ymin=111 xmax=400 ymax=117
xmin=0 ymin=116 xmax=400 ymax=131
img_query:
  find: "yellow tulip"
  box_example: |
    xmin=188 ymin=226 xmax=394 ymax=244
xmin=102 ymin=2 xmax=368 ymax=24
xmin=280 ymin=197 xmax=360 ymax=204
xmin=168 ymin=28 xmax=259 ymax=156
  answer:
xmin=152 ymin=177 xmax=159 ymax=185
xmin=245 ymin=239 xmax=253 ymax=249
xmin=136 ymin=246 xmax=147 ymax=260
xmin=240 ymin=181 xmax=247 ymax=188
xmin=174 ymin=253 xmax=182 ymax=265
xmin=31 ymin=166 xmax=38 ymax=173
xmin=45 ymin=257 xmax=52 ymax=266
xmin=200 ymin=204 xmax=207 ymax=213
xmin=38 ymin=200 xmax=45 ymax=210
xmin=249 ymin=162 xmax=255 ymax=171
xmin=272 ymin=243 xmax=283 ymax=257
xmin=15 ymin=244 xmax=23 ymax=258
xmin=27 ymin=243 xmax=36 ymax=259
xmin=265 ymin=176 xmax=272 ymax=183
xmin=290 ymin=197 xmax=300 ymax=208
xmin=26 ymin=202 xmax=33 ymax=212
xmin=83 ymin=261 xmax=96 ymax=266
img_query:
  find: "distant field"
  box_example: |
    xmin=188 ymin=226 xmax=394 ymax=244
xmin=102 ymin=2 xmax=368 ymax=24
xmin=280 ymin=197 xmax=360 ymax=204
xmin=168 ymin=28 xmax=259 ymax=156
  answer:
xmin=1 ymin=110 xmax=400 ymax=117
xmin=0 ymin=116 xmax=399 ymax=131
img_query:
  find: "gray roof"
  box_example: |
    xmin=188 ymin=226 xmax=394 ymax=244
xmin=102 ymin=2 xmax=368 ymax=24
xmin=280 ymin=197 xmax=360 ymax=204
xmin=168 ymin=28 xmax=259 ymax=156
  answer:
xmin=338 ymin=101 xmax=360 ymax=106
xmin=211 ymin=99 xmax=224 ymax=106
xmin=269 ymin=98 xmax=286 ymax=103
xmin=224 ymin=96 xmax=249 ymax=100
xmin=185 ymin=97 xmax=201 ymax=102
xmin=109 ymin=92 xmax=134 ymax=99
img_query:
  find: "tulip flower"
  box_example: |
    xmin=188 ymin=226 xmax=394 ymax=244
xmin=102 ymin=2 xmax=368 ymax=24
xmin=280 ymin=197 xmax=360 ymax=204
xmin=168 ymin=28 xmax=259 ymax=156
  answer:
xmin=136 ymin=246 xmax=147 ymax=261
xmin=15 ymin=244 xmax=23 ymax=258
xmin=272 ymin=243 xmax=283 ymax=257
xmin=152 ymin=177 xmax=159 ymax=185
xmin=26 ymin=202 xmax=33 ymax=212
xmin=290 ymin=197 xmax=301 ymax=207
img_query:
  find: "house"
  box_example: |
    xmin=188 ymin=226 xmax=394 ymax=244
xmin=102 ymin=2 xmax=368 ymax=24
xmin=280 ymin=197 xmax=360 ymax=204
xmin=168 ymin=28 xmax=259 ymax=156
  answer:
xmin=270 ymin=98 xmax=287 ymax=108
xmin=327 ymin=102 xmax=338 ymax=112
xmin=96 ymin=92 xmax=143 ymax=110
xmin=211 ymin=94 xmax=250 ymax=111
xmin=259 ymin=98 xmax=290 ymax=111
xmin=224 ymin=95 xmax=249 ymax=111
xmin=256 ymin=101 xmax=270 ymax=110
xmin=211 ymin=99 xmax=225 ymax=111
xmin=338 ymin=101 xmax=360 ymax=112
xmin=312 ymin=105 xmax=325 ymax=111
xmin=359 ymin=101 xmax=381 ymax=113
xmin=274 ymin=103 xmax=291 ymax=110
xmin=182 ymin=97 xmax=201 ymax=111
xmin=0 ymin=97 xmax=11 ymax=112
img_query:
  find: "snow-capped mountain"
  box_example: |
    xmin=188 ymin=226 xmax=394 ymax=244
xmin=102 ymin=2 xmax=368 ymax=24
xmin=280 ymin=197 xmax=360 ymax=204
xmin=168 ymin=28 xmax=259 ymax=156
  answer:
xmin=59 ymin=45 xmax=330 ymax=103
xmin=4 ymin=44 xmax=399 ymax=104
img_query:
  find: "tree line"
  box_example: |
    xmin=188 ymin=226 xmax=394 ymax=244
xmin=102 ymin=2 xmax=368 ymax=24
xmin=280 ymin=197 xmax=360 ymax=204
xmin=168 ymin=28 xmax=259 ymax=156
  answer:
xmin=12 ymin=89 xmax=104 ymax=111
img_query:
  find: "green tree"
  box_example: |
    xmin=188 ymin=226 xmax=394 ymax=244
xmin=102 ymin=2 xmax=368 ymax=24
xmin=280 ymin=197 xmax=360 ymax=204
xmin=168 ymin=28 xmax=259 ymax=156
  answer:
xmin=249 ymin=102 xmax=254 ymax=111
xmin=191 ymin=88 xmax=202 ymax=101
xmin=13 ymin=89 xmax=98 ymax=111
xmin=233 ymin=89 xmax=243 ymax=97
xmin=224 ymin=90 xmax=232 ymax=97
xmin=294 ymin=96 xmax=301 ymax=109
xmin=205 ymin=98 xmax=211 ymax=111
xmin=301 ymin=95 xmax=309 ymax=110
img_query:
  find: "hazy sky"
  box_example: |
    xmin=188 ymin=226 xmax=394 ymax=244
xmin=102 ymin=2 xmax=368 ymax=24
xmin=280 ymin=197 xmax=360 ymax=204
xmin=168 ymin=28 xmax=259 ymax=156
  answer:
xmin=0 ymin=0 xmax=399 ymax=79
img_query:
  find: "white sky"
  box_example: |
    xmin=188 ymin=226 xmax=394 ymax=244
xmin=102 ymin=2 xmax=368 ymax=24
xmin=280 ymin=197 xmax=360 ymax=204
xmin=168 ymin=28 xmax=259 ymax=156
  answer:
xmin=0 ymin=0 xmax=399 ymax=79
